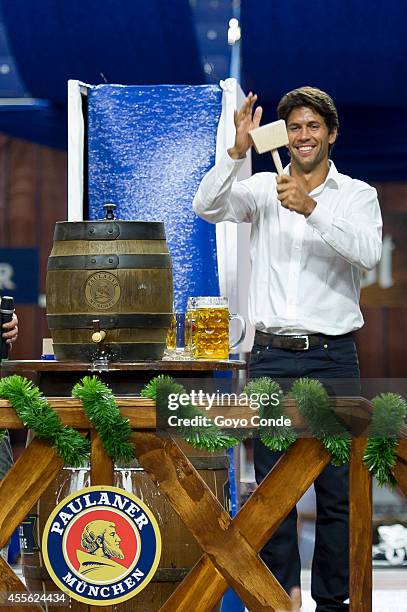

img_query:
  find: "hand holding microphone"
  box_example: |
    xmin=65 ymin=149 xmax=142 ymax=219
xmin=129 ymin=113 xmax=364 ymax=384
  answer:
xmin=1 ymin=296 xmax=17 ymax=358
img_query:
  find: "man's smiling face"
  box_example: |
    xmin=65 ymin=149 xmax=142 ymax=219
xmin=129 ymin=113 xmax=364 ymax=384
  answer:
xmin=286 ymin=106 xmax=337 ymax=173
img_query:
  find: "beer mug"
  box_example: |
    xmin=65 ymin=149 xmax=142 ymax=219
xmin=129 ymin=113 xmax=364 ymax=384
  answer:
xmin=192 ymin=296 xmax=246 ymax=359
xmin=166 ymin=313 xmax=187 ymax=355
xmin=166 ymin=313 xmax=176 ymax=352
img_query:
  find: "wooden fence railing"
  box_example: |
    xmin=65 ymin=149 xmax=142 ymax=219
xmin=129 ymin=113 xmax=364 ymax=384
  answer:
xmin=0 ymin=397 xmax=406 ymax=612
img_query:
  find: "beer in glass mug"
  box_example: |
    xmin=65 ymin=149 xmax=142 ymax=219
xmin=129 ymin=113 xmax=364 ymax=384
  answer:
xmin=192 ymin=296 xmax=246 ymax=359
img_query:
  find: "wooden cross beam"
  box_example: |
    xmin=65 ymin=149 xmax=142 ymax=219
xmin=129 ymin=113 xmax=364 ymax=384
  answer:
xmin=132 ymin=431 xmax=291 ymax=610
xmin=0 ymin=439 xmax=64 ymax=611
xmin=350 ymin=438 xmax=372 ymax=612
xmin=0 ymin=557 xmax=42 ymax=612
xmin=132 ymin=433 xmax=331 ymax=611
xmin=0 ymin=439 xmax=64 ymax=550
xmin=0 ymin=399 xmax=406 ymax=611
xmin=394 ymin=440 xmax=407 ymax=498
xmin=0 ymin=433 xmax=116 ymax=612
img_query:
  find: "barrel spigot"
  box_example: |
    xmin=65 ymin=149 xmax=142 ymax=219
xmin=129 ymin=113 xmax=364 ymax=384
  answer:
xmin=91 ymin=319 xmax=106 ymax=343
xmin=103 ymin=203 xmax=117 ymax=220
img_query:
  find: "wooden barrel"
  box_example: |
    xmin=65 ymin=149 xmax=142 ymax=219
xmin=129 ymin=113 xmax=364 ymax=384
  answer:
xmin=46 ymin=220 xmax=173 ymax=361
xmin=20 ymin=443 xmax=228 ymax=611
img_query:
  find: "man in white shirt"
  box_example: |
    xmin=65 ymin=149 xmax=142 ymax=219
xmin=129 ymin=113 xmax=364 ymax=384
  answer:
xmin=193 ymin=86 xmax=382 ymax=611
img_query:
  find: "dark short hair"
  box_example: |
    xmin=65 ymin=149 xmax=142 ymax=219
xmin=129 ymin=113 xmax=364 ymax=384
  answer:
xmin=277 ymin=86 xmax=339 ymax=134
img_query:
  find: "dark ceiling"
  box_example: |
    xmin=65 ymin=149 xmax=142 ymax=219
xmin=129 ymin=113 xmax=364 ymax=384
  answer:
xmin=0 ymin=0 xmax=405 ymax=180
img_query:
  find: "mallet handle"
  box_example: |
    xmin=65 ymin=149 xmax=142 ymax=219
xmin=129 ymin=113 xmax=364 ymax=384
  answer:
xmin=271 ymin=149 xmax=284 ymax=175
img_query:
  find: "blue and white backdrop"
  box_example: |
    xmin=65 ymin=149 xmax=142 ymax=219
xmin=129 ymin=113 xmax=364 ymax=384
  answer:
xmin=68 ymin=79 xmax=254 ymax=351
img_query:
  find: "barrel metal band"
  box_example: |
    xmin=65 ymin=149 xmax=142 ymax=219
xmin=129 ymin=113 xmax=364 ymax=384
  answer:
xmin=47 ymin=254 xmax=172 ymax=270
xmin=53 ymin=221 xmax=166 ymax=241
xmin=47 ymin=313 xmax=173 ymax=330
xmin=128 ymin=455 xmax=229 ymax=470
xmin=52 ymin=342 xmax=165 ymax=361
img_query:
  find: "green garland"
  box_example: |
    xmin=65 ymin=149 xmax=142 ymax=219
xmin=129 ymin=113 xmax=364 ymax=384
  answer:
xmin=290 ymin=378 xmax=351 ymax=466
xmin=141 ymin=375 xmax=240 ymax=452
xmin=0 ymin=374 xmax=405 ymax=487
xmin=141 ymin=374 xmax=405 ymax=486
xmin=363 ymin=393 xmax=407 ymax=487
xmin=72 ymin=376 xmax=134 ymax=463
xmin=0 ymin=375 xmax=89 ymax=466
xmin=242 ymin=377 xmax=296 ymax=451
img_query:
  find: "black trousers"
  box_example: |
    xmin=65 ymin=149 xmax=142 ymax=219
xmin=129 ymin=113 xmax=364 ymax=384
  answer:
xmin=249 ymin=335 xmax=360 ymax=612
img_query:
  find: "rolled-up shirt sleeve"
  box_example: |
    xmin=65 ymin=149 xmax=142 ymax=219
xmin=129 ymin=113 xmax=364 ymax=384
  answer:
xmin=307 ymin=185 xmax=382 ymax=271
xmin=193 ymin=152 xmax=258 ymax=224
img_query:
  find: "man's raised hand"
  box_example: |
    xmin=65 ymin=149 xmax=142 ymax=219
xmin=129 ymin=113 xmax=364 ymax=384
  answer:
xmin=228 ymin=92 xmax=263 ymax=160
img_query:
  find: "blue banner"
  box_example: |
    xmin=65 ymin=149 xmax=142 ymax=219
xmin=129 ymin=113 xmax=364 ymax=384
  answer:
xmin=87 ymin=84 xmax=222 ymax=310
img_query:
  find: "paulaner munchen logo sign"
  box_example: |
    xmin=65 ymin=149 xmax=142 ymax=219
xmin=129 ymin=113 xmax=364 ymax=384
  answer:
xmin=42 ymin=486 xmax=161 ymax=606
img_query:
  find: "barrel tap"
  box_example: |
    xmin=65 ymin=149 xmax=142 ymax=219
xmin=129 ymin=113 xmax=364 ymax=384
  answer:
xmin=90 ymin=319 xmax=110 ymax=372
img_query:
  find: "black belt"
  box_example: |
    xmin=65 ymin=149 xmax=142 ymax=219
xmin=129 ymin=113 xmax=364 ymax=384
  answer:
xmin=254 ymin=330 xmax=353 ymax=351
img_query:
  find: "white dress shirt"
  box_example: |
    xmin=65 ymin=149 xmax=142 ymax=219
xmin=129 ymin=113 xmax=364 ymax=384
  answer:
xmin=193 ymin=153 xmax=382 ymax=336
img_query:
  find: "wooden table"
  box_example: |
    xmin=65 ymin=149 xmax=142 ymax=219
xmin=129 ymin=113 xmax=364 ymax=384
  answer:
xmin=1 ymin=358 xmax=247 ymax=396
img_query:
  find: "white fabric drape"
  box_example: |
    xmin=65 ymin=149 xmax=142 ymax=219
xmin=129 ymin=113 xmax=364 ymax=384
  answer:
xmin=68 ymin=79 xmax=86 ymax=221
xmin=215 ymin=78 xmax=254 ymax=352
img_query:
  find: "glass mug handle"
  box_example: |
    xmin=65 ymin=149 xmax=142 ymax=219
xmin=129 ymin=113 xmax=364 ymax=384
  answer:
xmin=229 ymin=314 xmax=246 ymax=351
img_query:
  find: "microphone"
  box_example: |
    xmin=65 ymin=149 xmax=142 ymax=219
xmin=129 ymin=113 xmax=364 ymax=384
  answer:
xmin=1 ymin=296 xmax=15 ymax=360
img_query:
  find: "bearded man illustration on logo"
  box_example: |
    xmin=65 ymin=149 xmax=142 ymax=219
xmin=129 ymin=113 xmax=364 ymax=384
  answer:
xmin=77 ymin=520 xmax=127 ymax=581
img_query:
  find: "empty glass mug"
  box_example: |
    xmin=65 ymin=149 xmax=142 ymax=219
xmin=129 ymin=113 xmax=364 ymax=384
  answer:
xmin=191 ymin=296 xmax=246 ymax=359
xmin=166 ymin=313 xmax=187 ymax=354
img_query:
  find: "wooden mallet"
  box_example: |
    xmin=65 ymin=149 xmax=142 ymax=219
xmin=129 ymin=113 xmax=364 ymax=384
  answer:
xmin=249 ymin=119 xmax=288 ymax=175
